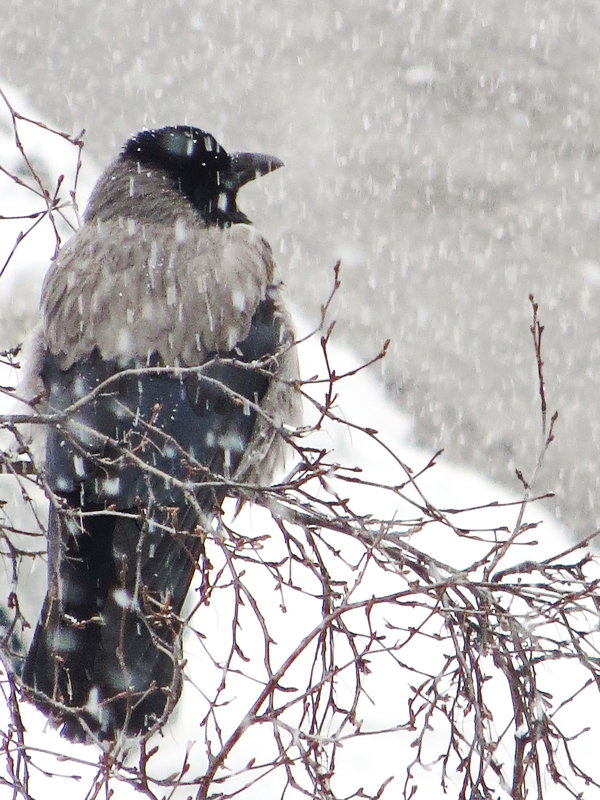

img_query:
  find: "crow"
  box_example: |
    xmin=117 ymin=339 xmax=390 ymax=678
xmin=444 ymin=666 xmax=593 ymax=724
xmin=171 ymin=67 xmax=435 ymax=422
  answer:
xmin=22 ymin=125 xmax=300 ymax=743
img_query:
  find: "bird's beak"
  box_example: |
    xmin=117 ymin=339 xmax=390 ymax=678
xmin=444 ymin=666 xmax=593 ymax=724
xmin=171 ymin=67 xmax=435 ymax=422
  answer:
xmin=223 ymin=152 xmax=284 ymax=190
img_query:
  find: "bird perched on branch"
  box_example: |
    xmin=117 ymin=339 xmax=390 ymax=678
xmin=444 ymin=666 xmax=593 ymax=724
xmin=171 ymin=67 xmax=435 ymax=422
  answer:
xmin=22 ymin=125 xmax=300 ymax=743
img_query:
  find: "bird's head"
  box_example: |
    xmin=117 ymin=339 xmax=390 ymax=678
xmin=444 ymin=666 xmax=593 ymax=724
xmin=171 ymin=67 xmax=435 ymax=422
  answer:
xmin=120 ymin=126 xmax=283 ymax=225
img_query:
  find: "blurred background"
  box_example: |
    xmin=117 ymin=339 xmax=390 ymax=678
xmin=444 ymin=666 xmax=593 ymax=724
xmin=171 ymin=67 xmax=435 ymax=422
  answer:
xmin=2 ymin=0 xmax=600 ymax=537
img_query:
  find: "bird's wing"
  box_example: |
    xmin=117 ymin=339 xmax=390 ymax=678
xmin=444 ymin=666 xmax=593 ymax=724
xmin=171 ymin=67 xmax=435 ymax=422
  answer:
xmin=23 ymin=222 xmax=300 ymax=741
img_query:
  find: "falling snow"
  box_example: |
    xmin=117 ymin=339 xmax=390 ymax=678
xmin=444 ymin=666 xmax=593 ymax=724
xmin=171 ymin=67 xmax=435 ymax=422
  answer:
xmin=0 ymin=1 xmax=585 ymax=531
xmin=2 ymin=2 xmax=600 ymax=797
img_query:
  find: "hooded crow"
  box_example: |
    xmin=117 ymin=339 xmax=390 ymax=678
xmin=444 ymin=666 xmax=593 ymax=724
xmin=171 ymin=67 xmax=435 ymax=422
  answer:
xmin=22 ymin=125 xmax=300 ymax=743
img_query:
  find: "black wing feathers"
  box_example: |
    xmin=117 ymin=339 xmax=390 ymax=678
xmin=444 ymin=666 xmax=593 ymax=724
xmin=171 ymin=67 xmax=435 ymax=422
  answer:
xmin=24 ymin=296 xmax=284 ymax=741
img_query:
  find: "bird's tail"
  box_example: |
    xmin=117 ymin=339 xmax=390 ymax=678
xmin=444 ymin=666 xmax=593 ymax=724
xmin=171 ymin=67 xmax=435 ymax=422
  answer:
xmin=22 ymin=501 xmax=204 ymax=742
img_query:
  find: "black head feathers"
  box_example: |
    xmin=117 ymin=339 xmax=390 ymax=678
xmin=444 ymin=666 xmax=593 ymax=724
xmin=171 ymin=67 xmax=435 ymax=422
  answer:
xmin=121 ymin=125 xmax=283 ymax=225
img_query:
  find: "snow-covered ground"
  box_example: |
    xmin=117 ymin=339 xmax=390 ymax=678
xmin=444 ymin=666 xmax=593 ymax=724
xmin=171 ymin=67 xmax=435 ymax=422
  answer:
xmin=1 ymin=87 xmax=600 ymax=799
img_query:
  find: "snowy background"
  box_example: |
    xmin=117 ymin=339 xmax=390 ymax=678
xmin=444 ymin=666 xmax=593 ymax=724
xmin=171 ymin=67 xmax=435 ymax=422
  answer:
xmin=2 ymin=2 xmax=600 ymax=797
xmin=3 ymin=0 xmax=600 ymax=536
